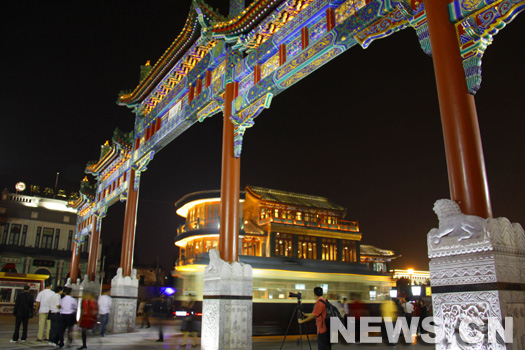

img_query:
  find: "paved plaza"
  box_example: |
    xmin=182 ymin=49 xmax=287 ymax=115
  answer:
xmin=0 ymin=315 xmax=433 ymax=350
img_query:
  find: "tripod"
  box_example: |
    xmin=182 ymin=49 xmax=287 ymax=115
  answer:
xmin=279 ymin=299 xmax=312 ymax=350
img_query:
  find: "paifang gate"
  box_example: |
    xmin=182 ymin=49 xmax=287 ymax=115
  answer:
xmin=66 ymin=0 xmax=525 ymax=347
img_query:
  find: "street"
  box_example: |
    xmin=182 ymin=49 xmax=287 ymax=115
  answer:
xmin=0 ymin=316 xmax=434 ymax=349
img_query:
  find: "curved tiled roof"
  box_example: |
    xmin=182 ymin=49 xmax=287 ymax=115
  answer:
xmin=247 ymin=185 xmax=346 ymax=211
xmin=360 ymin=244 xmax=398 ymax=257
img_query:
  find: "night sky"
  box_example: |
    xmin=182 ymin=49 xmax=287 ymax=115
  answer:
xmin=1 ymin=1 xmax=524 ymax=272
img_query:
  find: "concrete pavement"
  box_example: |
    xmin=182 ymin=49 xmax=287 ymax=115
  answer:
xmin=0 ymin=315 xmax=434 ymax=349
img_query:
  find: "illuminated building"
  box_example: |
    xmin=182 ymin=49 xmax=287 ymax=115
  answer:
xmin=174 ymin=186 xmax=398 ymax=304
xmin=0 ymin=188 xmax=94 ymax=313
xmin=391 ymin=268 xmax=430 ymax=285
xmin=360 ymin=244 xmax=400 ymax=273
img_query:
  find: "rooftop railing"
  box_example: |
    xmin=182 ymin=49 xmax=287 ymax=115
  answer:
xmin=258 ymin=217 xmax=359 ymax=232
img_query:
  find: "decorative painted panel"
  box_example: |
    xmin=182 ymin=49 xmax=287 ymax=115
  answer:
xmin=261 ymin=53 xmax=280 ymax=79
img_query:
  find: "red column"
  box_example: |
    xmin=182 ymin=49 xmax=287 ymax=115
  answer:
xmin=423 ymin=0 xmax=492 ymax=218
xmin=205 ymin=70 xmax=212 ymax=88
xmin=120 ymin=169 xmax=140 ymax=276
xmin=219 ymin=82 xmax=240 ymax=262
xmin=326 ymin=8 xmax=335 ymax=31
xmin=301 ymin=27 xmax=309 ymax=49
xmin=188 ymin=84 xmax=195 ymax=103
xmin=196 ymin=78 xmax=203 ymax=96
xmin=86 ymin=215 xmax=100 ymax=281
xmin=254 ymin=64 xmax=261 ymax=85
xmin=279 ymin=44 xmax=287 ymax=66
xmin=70 ymin=241 xmax=80 ymax=282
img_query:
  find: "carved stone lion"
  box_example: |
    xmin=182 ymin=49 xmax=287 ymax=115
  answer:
xmin=205 ymin=249 xmax=228 ymax=275
xmin=430 ymin=199 xmax=489 ymax=245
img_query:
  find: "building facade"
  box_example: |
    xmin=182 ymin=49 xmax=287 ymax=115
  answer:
xmin=0 ymin=189 xmax=90 ymax=287
xmin=174 ymin=185 xmax=398 ymax=303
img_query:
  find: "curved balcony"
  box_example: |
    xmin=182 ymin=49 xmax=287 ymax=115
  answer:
xmin=176 ymin=218 xmax=245 ymax=236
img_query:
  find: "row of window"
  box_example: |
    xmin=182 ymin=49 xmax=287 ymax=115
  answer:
xmin=0 ymin=224 xmax=86 ymax=252
xmin=183 ymin=236 xmax=263 ymax=260
xmin=260 ymin=208 xmax=339 ymax=224
xmin=274 ymin=233 xmax=358 ymax=262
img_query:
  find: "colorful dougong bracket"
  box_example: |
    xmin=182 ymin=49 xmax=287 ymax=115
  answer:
xmin=96 ymin=206 xmax=108 ymax=220
xmin=231 ymin=93 xmax=273 ymax=158
xmin=132 ymin=151 xmax=155 ymax=173
xmin=449 ymin=0 xmax=525 ymax=94
xmin=198 ymin=100 xmax=222 ymax=122
xmin=132 ymin=151 xmax=155 ymax=191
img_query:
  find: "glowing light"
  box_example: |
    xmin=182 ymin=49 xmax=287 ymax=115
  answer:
xmin=174 ymin=234 xmax=219 ymax=248
xmin=162 ymin=287 xmax=176 ymax=296
xmin=411 ymin=285 xmax=421 ymax=296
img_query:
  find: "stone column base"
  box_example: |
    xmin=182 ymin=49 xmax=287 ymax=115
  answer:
xmin=201 ymin=249 xmax=253 ymax=350
xmin=64 ymin=278 xmax=83 ymax=298
xmin=428 ymin=199 xmax=525 ymax=349
xmin=108 ymin=267 xmax=139 ymax=333
xmin=81 ymin=274 xmax=101 ymax=297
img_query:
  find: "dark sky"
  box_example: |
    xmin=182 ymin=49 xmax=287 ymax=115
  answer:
xmin=1 ymin=1 xmax=524 ymax=271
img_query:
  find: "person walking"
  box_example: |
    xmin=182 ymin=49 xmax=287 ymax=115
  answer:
xmin=59 ymin=287 xmax=77 ymax=348
xmin=180 ymin=298 xmax=199 ymax=347
xmin=417 ymin=299 xmax=428 ymax=336
xmin=349 ymin=296 xmax=365 ymax=343
xmin=78 ymin=293 xmax=98 ymax=349
xmin=380 ymin=299 xmax=398 ymax=346
xmin=11 ymin=285 xmax=34 ymax=344
xmin=48 ymin=286 xmax=63 ymax=347
xmin=35 ymin=281 xmax=54 ymax=341
xmin=139 ymin=299 xmax=151 ymax=328
xmin=97 ymin=290 xmax=112 ymax=337
xmin=403 ymin=297 xmax=415 ymax=338
xmin=298 ymin=286 xmax=331 ymax=350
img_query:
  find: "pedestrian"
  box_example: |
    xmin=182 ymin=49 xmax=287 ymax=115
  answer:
xmin=78 ymin=293 xmax=98 ymax=349
xmin=380 ymin=299 xmax=398 ymax=346
xmin=349 ymin=296 xmax=365 ymax=343
xmin=48 ymin=286 xmax=63 ymax=347
xmin=180 ymin=298 xmax=199 ymax=347
xmin=10 ymin=285 xmax=34 ymax=344
xmin=97 ymin=290 xmax=112 ymax=337
xmin=333 ymin=298 xmax=344 ymax=317
xmin=403 ymin=297 xmax=415 ymax=337
xmin=59 ymin=287 xmax=77 ymax=348
xmin=298 ymin=286 xmax=331 ymax=350
xmin=35 ymin=280 xmax=54 ymax=341
xmin=417 ymin=299 xmax=428 ymax=336
xmin=138 ymin=299 xmax=151 ymax=328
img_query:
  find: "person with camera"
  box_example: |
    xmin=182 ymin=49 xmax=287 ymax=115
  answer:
xmin=298 ymin=287 xmax=331 ymax=350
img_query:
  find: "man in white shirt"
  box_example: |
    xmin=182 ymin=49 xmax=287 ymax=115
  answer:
xmin=35 ymin=281 xmax=54 ymax=341
xmin=97 ymin=290 xmax=112 ymax=337
xmin=48 ymin=286 xmax=63 ymax=346
xmin=403 ymin=296 xmax=415 ymax=335
xmin=59 ymin=287 xmax=77 ymax=348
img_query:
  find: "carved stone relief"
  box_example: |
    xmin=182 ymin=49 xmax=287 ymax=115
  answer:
xmin=201 ymin=249 xmax=253 ymax=350
xmin=428 ymin=199 xmax=525 ymax=350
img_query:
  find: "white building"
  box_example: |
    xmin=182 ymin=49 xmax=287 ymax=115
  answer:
xmin=0 ymin=188 xmax=90 ymax=287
